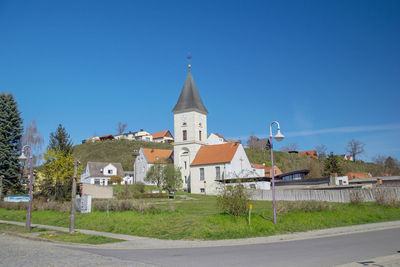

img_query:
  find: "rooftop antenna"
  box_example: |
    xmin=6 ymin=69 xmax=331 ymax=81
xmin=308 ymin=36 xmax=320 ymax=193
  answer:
xmin=187 ymin=53 xmax=192 ymax=71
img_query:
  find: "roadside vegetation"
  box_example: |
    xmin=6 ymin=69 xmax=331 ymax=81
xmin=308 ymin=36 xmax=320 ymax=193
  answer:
xmin=0 ymin=223 xmax=123 ymax=244
xmin=1 ymin=192 xmax=399 ymax=240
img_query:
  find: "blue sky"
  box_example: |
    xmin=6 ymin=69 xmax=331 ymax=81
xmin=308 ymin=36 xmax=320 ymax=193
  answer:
xmin=1 ymin=0 xmax=399 ymax=161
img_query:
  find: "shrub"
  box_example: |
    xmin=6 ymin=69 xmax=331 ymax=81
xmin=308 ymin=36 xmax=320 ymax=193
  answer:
xmin=92 ymin=199 xmax=159 ymax=213
xmin=0 ymin=200 xmax=70 ymax=213
xmin=373 ymin=188 xmax=398 ymax=207
xmin=349 ymin=190 xmax=364 ymax=205
xmin=109 ymin=175 xmax=122 ymax=185
xmin=136 ymin=182 xmax=145 ymax=193
xmin=217 ymin=184 xmax=250 ymax=216
xmin=276 ymin=201 xmax=335 ymax=215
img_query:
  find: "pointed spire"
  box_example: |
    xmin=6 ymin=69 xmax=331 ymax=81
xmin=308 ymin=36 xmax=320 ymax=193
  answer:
xmin=172 ymin=68 xmax=208 ymax=115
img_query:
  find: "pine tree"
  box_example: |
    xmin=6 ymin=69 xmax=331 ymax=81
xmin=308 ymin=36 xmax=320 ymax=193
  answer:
xmin=323 ymin=152 xmax=344 ymax=177
xmin=0 ymin=93 xmax=24 ymax=193
xmin=48 ymin=124 xmax=73 ymax=155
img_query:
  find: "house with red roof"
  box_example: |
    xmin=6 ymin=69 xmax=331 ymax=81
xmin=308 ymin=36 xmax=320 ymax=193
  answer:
xmin=298 ymin=150 xmax=319 ymax=159
xmin=252 ymin=164 xmax=283 ymax=177
xmin=134 ymin=148 xmax=173 ymax=184
xmin=152 ymin=130 xmax=174 ymax=144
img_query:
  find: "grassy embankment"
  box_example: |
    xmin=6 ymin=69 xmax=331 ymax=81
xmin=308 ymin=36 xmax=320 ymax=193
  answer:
xmin=1 ymin=193 xmax=399 ymax=240
xmin=0 ymin=223 xmax=123 ymax=244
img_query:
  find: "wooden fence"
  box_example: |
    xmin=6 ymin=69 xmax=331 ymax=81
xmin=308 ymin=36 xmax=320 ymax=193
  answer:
xmin=251 ymin=187 xmax=400 ymax=203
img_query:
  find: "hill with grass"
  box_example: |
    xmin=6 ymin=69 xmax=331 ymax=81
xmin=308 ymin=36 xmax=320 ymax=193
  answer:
xmin=72 ymin=139 xmax=392 ymax=177
xmin=73 ymin=140 xmax=172 ymax=171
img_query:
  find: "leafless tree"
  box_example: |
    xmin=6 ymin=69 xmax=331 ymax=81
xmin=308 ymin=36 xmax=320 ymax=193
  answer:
xmin=21 ymin=120 xmax=44 ymax=166
xmin=372 ymin=155 xmax=386 ymax=166
xmin=280 ymin=143 xmax=299 ymax=152
xmin=315 ymin=144 xmax=327 ymax=161
xmin=117 ymin=122 xmax=128 ymax=135
xmin=345 ymin=139 xmax=365 ymax=162
xmin=246 ymin=135 xmax=268 ymax=151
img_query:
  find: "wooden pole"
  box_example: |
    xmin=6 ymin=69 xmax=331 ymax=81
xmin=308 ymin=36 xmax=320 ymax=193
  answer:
xmin=69 ymin=160 xmax=78 ymax=234
xmin=0 ymin=175 xmax=3 ymax=201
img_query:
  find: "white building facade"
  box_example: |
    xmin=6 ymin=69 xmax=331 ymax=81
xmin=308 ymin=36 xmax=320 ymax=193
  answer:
xmin=80 ymin=162 xmax=124 ymax=186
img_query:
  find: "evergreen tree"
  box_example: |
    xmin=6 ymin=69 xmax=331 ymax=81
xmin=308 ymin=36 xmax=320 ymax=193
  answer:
xmin=323 ymin=152 xmax=344 ymax=177
xmin=48 ymin=124 xmax=73 ymax=155
xmin=0 ymin=93 xmax=23 ymax=193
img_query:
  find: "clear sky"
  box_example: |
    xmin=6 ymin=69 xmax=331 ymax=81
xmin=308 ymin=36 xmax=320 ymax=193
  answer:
xmin=1 ymin=0 xmax=399 ymax=161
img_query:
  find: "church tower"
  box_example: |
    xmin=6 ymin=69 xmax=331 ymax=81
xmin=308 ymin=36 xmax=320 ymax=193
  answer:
xmin=172 ymin=62 xmax=208 ymax=192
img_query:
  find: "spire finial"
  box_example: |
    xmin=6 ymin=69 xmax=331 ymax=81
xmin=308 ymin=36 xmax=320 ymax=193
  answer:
xmin=187 ymin=54 xmax=192 ymax=71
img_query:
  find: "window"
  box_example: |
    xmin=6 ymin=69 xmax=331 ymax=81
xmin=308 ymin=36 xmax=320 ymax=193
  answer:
xmin=199 ymin=130 xmax=202 ymax=141
xmin=185 ymin=176 xmax=187 ymax=184
xmin=200 ymin=168 xmax=204 ymax=181
xmin=183 ymin=130 xmax=187 ymax=141
xmin=250 ymin=184 xmax=256 ymax=189
xmin=182 ymin=122 xmax=187 ymax=126
xmin=216 ymin=166 xmax=220 ymax=179
xmin=108 ymin=169 xmax=113 ymax=174
xmin=145 ymin=137 xmax=150 ymax=142
xmin=200 ymin=188 xmax=205 ymax=193
xmin=184 ymin=161 xmax=187 ymax=170
xmin=94 ymin=179 xmax=100 ymax=185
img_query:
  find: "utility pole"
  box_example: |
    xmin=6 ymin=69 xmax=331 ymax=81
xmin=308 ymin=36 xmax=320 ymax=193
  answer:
xmin=69 ymin=160 xmax=79 ymax=234
xmin=0 ymin=175 xmax=4 ymax=201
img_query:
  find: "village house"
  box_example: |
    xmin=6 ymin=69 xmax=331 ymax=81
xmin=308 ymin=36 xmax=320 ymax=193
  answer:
xmin=80 ymin=162 xmax=124 ymax=186
xmin=152 ymin=130 xmax=174 ymax=143
xmin=172 ymin=65 xmax=263 ymax=194
xmin=207 ymin=133 xmax=228 ymax=145
xmin=134 ymin=147 xmax=173 ymax=184
xmin=298 ymin=150 xmax=319 ymax=159
xmin=252 ymin=164 xmax=283 ymax=177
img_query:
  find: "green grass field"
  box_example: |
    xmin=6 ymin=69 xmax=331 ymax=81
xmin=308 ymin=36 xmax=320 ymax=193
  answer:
xmin=1 ymin=194 xmax=399 ymax=240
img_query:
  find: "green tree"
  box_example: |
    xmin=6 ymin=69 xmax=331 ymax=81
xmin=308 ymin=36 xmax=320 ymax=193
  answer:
xmin=323 ymin=152 xmax=344 ymax=177
xmin=0 ymin=93 xmax=24 ymax=193
xmin=48 ymin=124 xmax=73 ymax=155
xmin=384 ymin=157 xmax=397 ymax=175
xmin=163 ymin=164 xmax=182 ymax=190
xmin=40 ymin=150 xmax=78 ymax=201
xmin=145 ymin=163 xmax=165 ymax=188
xmin=110 ymin=175 xmax=122 ymax=185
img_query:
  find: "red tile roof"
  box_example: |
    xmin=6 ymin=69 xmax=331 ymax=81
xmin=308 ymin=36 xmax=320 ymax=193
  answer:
xmin=346 ymin=172 xmax=371 ymax=180
xmin=152 ymin=130 xmax=173 ymax=139
xmin=191 ymin=143 xmax=240 ymax=166
xmin=299 ymin=150 xmax=319 ymax=159
xmin=142 ymin=148 xmax=173 ymax=164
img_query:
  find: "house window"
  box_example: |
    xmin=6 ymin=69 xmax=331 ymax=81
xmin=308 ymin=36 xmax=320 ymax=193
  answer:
xmin=250 ymin=184 xmax=256 ymax=189
xmin=216 ymin=167 xmax=220 ymax=179
xmin=108 ymin=169 xmax=113 ymax=174
xmin=183 ymin=130 xmax=187 ymax=141
xmin=199 ymin=130 xmax=202 ymax=141
xmin=200 ymin=188 xmax=205 ymax=193
xmin=145 ymin=137 xmax=150 ymax=142
xmin=182 ymin=122 xmax=187 ymax=126
xmin=200 ymin=168 xmax=204 ymax=181
xmin=94 ymin=179 xmax=100 ymax=185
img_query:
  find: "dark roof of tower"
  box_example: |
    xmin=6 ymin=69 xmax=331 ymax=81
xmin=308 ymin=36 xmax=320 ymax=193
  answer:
xmin=172 ymin=71 xmax=208 ymax=115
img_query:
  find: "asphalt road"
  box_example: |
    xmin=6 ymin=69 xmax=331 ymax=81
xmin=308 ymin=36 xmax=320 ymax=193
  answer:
xmin=78 ymin=227 xmax=400 ymax=267
xmin=1 ymin=227 xmax=399 ymax=266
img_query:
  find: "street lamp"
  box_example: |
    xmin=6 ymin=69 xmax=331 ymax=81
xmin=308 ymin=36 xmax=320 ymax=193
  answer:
xmin=269 ymin=121 xmax=284 ymax=224
xmin=18 ymin=145 xmax=33 ymax=231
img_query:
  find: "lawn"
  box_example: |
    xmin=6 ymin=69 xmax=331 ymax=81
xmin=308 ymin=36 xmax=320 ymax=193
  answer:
xmin=0 ymin=195 xmax=399 ymax=240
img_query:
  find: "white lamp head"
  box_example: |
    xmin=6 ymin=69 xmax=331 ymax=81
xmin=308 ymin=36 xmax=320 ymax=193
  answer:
xmin=18 ymin=152 xmax=28 ymax=162
xmin=274 ymin=129 xmax=285 ymax=142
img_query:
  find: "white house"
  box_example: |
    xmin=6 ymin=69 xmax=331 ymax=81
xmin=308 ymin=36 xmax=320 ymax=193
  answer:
xmin=207 ymin=133 xmax=227 ymax=145
xmin=134 ymin=147 xmax=173 ymax=184
xmin=172 ymin=65 xmax=263 ymax=194
xmin=152 ymin=130 xmax=174 ymax=143
xmin=114 ymin=132 xmax=136 ymax=141
xmin=80 ymin=162 xmax=124 ymax=186
xmin=135 ymin=130 xmax=153 ymax=142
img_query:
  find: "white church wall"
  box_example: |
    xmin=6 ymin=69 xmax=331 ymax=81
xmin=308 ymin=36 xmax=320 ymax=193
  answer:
xmin=190 ymin=163 xmax=227 ymax=195
xmin=207 ymin=133 xmax=227 ymax=145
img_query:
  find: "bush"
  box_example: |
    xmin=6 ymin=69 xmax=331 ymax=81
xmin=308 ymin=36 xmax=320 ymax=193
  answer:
xmin=276 ymin=201 xmax=335 ymax=215
xmin=349 ymin=190 xmax=364 ymax=205
xmin=136 ymin=182 xmax=145 ymax=193
xmin=217 ymin=184 xmax=250 ymax=216
xmin=373 ymin=188 xmax=398 ymax=207
xmin=92 ymin=199 xmax=159 ymax=213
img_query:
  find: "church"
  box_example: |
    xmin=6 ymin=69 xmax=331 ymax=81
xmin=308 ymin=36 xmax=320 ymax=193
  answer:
xmin=172 ymin=64 xmax=264 ymax=194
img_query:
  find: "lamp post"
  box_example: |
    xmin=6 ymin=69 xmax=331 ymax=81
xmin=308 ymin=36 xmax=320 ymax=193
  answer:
xmin=18 ymin=145 xmax=33 ymax=231
xmin=269 ymin=121 xmax=284 ymax=224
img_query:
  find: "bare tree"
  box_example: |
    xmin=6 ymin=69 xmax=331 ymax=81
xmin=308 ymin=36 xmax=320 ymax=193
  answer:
xmin=117 ymin=122 xmax=128 ymax=135
xmin=345 ymin=139 xmax=365 ymax=162
xmin=372 ymin=155 xmax=386 ymax=166
xmin=21 ymin=120 xmax=44 ymax=166
xmin=280 ymin=143 xmax=299 ymax=152
xmin=315 ymin=144 xmax=327 ymax=161
xmin=246 ymin=134 xmax=268 ymax=151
